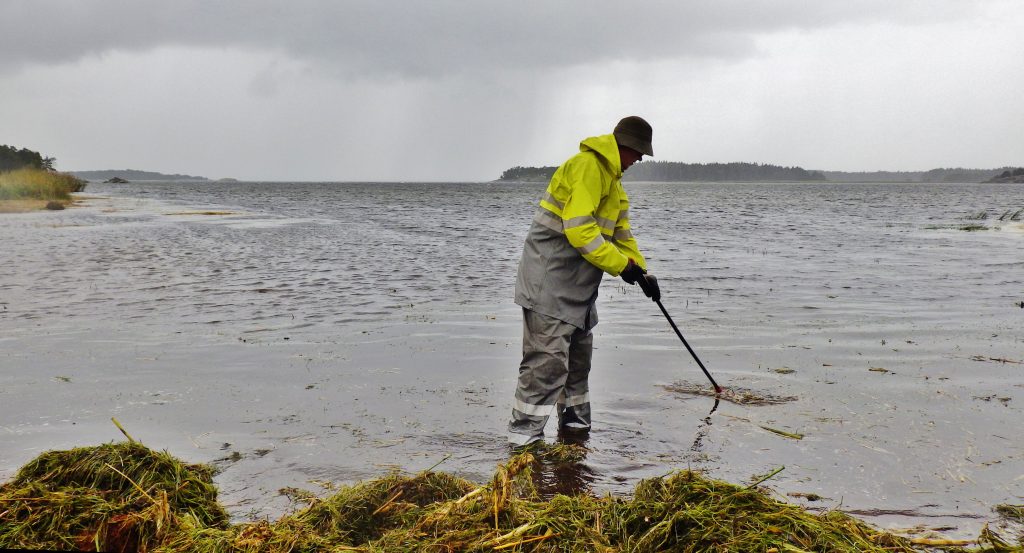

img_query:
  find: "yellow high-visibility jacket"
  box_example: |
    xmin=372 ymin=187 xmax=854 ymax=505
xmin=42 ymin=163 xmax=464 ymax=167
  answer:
xmin=514 ymin=133 xmax=647 ymax=329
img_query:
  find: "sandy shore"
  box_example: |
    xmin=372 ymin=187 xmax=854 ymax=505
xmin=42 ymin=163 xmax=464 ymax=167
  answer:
xmin=0 ymin=198 xmax=73 ymax=213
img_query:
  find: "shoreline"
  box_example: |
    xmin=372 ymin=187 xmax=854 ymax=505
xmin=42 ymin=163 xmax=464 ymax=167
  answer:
xmin=0 ymin=197 xmax=76 ymax=213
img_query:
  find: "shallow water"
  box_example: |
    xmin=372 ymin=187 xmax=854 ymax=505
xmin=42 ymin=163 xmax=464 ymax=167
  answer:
xmin=1 ymin=180 xmax=1022 ymax=537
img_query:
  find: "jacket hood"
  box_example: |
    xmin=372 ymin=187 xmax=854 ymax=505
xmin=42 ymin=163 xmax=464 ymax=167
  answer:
xmin=579 ymin=134 xmax=622 ymax=177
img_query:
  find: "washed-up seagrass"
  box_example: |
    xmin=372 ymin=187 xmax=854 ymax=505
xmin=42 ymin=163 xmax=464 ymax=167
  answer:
xmin=1 ymin=441 xmax=1020 ymax=552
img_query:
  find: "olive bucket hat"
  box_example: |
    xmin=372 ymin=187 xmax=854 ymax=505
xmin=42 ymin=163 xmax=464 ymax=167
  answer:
xmin=613 ymin=115 xmax=654 ymax=157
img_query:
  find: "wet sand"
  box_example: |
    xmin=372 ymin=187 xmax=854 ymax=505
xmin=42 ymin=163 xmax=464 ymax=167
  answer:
xmin=1 ymin=181 xmax=1022 ymax=539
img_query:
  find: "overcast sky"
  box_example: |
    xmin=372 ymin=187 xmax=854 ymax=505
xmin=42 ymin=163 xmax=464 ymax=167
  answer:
xmin=2 ymin=1 xmax=1022 ymax=181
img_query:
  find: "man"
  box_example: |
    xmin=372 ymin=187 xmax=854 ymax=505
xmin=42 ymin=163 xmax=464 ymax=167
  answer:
xmin=508 ymin=115 xmax=660 ymax=447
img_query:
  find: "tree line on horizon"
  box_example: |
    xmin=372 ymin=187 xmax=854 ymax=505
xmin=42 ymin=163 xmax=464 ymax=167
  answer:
xmin=500 ymin=162 xmax=1015 ymax=183
xmin=69 ymin=169 xmax=208 ymax=181
xmin=499 ymin=161 xmax=824 ymax=182
xmin=824 ymin=167 xmax=1012 ymax=183
xmin=1 ymin=145 xmax=208 ymax=182
xmin=624 ymin=161 xmax=825 ymax=182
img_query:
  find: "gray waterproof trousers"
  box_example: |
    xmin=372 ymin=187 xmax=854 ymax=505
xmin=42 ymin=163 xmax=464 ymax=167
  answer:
xmin=507 ymin=308 xmax=593 ymax=446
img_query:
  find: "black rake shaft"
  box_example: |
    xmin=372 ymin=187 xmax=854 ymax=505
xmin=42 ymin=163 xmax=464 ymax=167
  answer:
xmin=654 ymin=299 xmax=722 ymax=393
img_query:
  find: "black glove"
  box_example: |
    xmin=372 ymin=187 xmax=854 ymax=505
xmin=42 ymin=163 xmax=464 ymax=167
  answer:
xmin=638 ymin=274 xmax=661 ymax=302
xmin=620 ymin=259 xmax=646 ymax=284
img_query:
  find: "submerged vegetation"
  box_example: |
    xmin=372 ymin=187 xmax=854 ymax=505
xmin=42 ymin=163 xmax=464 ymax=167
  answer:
xmin=997 ymin=505 xmax=1024 ymax=523
xmin=999 ymin=208 xmax=1024 ymax=222
xmin=921 ymin=206 xmax=1024 ymax=231
xmin=960 ymin=206 xmax=1024 ymax=230
xmin=1 ymin=440 xmax=1021 ymax=552
xmin=660 ymin=380 xmax=798 ymax=406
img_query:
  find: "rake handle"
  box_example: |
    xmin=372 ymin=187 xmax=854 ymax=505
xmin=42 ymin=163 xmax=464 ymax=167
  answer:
xmin=655 ymin=299 xmax=722 ymax=394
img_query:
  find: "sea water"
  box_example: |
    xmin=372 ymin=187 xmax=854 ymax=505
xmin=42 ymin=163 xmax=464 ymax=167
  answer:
xmin=1 ymin=180 xmax=1022 ymax=536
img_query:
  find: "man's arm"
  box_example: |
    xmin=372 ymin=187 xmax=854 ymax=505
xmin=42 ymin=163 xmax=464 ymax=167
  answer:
xmin=610 ymin=194 xmax=647 ymax=271
xmin=560 ymin=160 xmax=630 ymax=276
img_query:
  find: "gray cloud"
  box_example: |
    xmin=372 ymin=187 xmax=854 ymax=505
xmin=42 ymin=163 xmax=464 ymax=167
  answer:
xmin=2 ymin=1 xmax=1017 ymax=180
xmin=0 ymin=0 xmax=979 ymax=79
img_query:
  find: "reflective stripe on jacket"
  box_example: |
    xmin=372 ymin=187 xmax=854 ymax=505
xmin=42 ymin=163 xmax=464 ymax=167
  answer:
xmin=514 ymin=133 xmax=647 ymax=329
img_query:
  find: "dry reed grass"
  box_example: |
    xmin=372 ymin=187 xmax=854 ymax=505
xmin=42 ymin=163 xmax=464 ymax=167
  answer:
xmin=0 ymin=167 xmax=87 ymax=203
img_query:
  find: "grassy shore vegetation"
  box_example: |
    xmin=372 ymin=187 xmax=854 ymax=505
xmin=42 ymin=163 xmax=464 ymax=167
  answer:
xmin=1 ymin=440 xmax=1021 ymax=552
xmin=0 ymin=167 xmax=87 ymax=212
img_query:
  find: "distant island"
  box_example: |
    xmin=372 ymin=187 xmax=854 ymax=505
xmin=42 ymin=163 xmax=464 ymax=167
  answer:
xmin=986 ymin=168 xmax=1024 ymax=183
xmin=499 ymin=166 xmax=560 ymax=182
xmin=625 ymin=162 xmax=824 ymax=182
xmin=71 ymin=169 xmax=208 ymax=182
xmin=821 ymin=167 xmax=1014 ymax=183
xmin=499 ymin=162 xmax=825 ymax=182
xmin=498 ymin=163 xmax=1014 ymax=183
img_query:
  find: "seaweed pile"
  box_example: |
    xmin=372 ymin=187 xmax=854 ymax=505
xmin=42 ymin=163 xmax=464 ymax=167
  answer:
xmin=0 ymin=441 xmax=227 ymax=552
xmin=1 ymin=441 xmax=1020 ymax=552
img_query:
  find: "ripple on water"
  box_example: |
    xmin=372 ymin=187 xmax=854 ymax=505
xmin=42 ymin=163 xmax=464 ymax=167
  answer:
xmin=3 ymin=182 xmax=1024 ymax=538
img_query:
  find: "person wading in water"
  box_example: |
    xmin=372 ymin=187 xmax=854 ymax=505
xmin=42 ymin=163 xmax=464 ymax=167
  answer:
xmin=508 ymin=116 xmax=659 ymax=447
